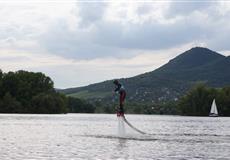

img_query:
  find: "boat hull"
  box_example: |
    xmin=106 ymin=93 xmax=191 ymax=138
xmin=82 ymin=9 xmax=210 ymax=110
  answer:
xmin=209 ymin=113 xmax=218 ymax=117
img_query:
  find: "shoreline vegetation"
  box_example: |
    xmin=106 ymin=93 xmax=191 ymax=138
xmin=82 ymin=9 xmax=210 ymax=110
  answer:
xmin=0 ymin=70 xmax=229 ymax=116
xmin=0 ymin=70 xmax=94 ymax=114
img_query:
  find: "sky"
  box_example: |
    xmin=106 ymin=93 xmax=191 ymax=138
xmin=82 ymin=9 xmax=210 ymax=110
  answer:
xmin=0 ymin=0 xmax=230 ymax=89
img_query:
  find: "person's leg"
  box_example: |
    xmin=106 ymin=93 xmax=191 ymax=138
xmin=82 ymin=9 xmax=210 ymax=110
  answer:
xmin=119 ymin=91 xmax=126 ymax=116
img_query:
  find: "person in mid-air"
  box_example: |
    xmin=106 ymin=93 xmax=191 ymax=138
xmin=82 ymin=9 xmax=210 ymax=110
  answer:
xmin=113 ymin=80 xmax=126 ymax=117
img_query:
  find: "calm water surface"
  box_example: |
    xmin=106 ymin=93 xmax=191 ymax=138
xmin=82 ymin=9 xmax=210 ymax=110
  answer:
xmin=0 ymin=114 xmax=229 ymax=160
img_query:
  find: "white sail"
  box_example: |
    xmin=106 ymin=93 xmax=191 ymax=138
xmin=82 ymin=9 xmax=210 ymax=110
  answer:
xmin=209 ymin=99 xmax=218 ymax=116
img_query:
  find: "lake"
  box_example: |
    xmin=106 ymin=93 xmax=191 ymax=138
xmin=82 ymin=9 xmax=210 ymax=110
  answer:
xmin=0 ymin=114 xmax=229 ymax=160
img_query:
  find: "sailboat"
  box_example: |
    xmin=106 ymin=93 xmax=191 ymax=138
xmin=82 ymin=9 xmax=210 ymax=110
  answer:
xmin=209 ymin=99 xmax=218 ymax=117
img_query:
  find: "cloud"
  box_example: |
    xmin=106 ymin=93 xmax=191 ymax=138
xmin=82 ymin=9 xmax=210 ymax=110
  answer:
xmin=0 ymin=49 xmax=72 ymax=71
xmin=0 ymin=43 xmax=191 ymax=88
xmin=76 ymin=2 xmax=107 ymax=27
xmin=26 ymin=51 xmax=172 ymax=88
xmin=2 ymin=1 xmax=229 ymax=60
xmin=1 ymin=1 xmax=230 ymax=88
xmin=38 ymin=1 xmax=230 ymax=61
xmin=39 ymin=19 xmax=137 ymax=59
xmin=94 ymin=19 xmax=205 ymax=50
xmin=165 ymin=1 xmax=215 ymax=18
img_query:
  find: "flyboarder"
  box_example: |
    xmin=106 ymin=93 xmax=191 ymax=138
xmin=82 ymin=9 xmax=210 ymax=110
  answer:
xmin=113 ymin=80 xmax=147 ymax=135
xmin=113 ymin=80 xmax=126 ymax=117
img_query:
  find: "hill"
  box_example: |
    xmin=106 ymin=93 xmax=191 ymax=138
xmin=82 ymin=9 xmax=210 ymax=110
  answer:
xmin=60 ymin=47 xmax=230 ymax=104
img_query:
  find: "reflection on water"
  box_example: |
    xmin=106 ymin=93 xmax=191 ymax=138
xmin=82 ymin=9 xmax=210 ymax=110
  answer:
xmin=0 ymin=114 xmax=230 ymax=159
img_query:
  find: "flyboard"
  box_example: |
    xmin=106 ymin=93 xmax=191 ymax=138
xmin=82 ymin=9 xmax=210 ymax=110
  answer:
xmin=117 ymin=111 xmax=147 ymax=135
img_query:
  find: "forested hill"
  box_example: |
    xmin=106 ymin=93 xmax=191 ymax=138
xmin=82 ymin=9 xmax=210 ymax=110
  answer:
xmin=60 ymin=47 xmax=230 ymax=103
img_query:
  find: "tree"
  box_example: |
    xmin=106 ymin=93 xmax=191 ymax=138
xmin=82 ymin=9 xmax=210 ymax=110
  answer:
xmin=178 ymin=84 xmax=216 ymax=116
xmin=0 ymin=69 xmax=2 ymax=96
xmin=31 ymin=93 xmax=67 ymax=114
xmin=177 ymin=84 xmax=230 ymax=116
xmin=0 ymin=70 xmax=67 ymax=114
xmin=216 ymin=87 xmax=230 ymax=116
xmin=67 ymin=97 xmax=95 ymax=113
xmin=0 ymin=92 xmax=22 ymax=113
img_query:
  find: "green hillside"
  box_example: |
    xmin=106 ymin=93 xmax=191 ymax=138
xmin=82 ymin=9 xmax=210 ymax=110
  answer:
xmin=60 ymin=47 xmax=230 ymax=104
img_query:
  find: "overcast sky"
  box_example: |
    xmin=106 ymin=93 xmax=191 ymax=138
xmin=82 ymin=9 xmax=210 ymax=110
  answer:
xmin=0 ymin=0 xmax=230 ymax=88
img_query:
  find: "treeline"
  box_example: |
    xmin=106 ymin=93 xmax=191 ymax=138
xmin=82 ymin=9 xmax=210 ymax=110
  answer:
xmin=0 ymin=70 xmax=95 ymax=114
xmin=89 ymin=100 xmax=179 ymax=115
xmin=66 ymin=83 xmax=230 ymax=116
xmin=91 ymin=84 xmax=230 ymax=116
xmin=2 ymin=70 xmax=229 ymax=116
xmin=178 ymin=84 xmax=230 ymax=116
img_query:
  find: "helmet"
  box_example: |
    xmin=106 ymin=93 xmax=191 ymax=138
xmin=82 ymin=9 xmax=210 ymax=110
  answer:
xmin=113 ymin=79 xmax=119 ymax=85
